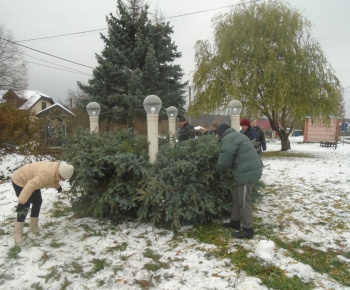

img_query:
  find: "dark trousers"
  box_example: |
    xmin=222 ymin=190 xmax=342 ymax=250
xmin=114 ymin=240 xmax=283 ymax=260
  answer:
xmin=230 ymin=182 xmax=255 ymax=229
xmin=12 ymin=181 xmax=42 ymax=222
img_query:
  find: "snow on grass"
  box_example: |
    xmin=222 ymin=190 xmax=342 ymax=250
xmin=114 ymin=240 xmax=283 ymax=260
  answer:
xmin=0 ymin=137 xmax=349 ymax=289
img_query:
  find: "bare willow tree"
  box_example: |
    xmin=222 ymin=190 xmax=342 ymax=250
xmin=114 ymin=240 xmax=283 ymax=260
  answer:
xmin=67 ymin=87 xmax=91 ymax=109
xmin=190 ymin=0 xmax=343 ymax=151
xmin=0 ymin=26 xmax=28 ymax=92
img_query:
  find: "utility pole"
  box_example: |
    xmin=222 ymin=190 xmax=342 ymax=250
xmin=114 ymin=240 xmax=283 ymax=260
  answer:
xmin=187 ymin=85 xmax=194 ymax=124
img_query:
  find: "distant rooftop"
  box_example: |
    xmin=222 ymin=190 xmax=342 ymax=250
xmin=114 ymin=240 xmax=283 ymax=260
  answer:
xmin=37 ymin=103 xmax=75 ymax=116
xmin=19 ymin=90 xmax=53 ymax=110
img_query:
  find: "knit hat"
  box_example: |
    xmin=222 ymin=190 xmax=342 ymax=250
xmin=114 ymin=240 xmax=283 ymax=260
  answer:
xmin=216 ymin=123 xmax=231 ymax=137
xmin=59 ymin=163 xmax=74 ymax=180
xmin=178 ymin=116 xmax=187 ymax=122
xmin=240 ymin=119 xmax=251 ymax=127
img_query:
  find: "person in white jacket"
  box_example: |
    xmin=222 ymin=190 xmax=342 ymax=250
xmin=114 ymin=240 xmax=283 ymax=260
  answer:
xmin=11 ymin=161 xmax=74 ymax=244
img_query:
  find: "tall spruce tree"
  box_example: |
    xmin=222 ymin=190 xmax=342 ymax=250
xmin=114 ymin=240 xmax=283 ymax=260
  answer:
xmin=78 ymin=0 xmax=187 ymax=128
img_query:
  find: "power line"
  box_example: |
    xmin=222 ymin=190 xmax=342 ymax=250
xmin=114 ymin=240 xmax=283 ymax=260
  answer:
xmin=2 ymin=0 xmax=263 ymax=76
xmin=16 ymin=28 xmax=108 ymax=43
xmin=0 ymin=37 xmax=94 ymax=69
xmin=15 ymin=0 xmax=262 ymax=43
xmin=165 ymin=0 xmax=261 ymax=19
xmin=24 ymin=54 xmax=92 ymax=76
xmin=26 ymin=60 xmax=93 ymax=76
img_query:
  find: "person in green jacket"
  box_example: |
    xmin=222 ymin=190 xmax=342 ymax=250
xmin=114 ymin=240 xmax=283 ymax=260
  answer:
xmin=216 ymin=123 xmax=263 ymax=239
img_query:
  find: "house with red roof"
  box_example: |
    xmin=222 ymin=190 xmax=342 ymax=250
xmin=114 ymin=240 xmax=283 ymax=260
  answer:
xmin=256 ymin=119 xmax=279 ymax=138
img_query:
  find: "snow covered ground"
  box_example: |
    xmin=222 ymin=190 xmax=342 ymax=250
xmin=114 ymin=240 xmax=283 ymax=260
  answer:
xmin=0 ymin=137 xmax=349 ymax=289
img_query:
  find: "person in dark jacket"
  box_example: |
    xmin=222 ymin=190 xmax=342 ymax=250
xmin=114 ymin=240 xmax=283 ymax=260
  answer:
xmin=250 ymin=119 xmax=267 ymax=155
xmin=177 ymin=116 xmax=195 ymax=142
xmin=216 ymin=123 xmax=263 ymax=239
xmin=240 ymin=119 xmax=257 ymax=141
xmin=240 ymin=118 xmax=261 ymax=155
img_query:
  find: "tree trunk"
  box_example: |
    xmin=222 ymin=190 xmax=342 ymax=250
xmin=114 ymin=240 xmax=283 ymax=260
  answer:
xmin=127 ymin=115 xmax=134 ymax=129
xmin=279 ymin=130 xmax=291 ymax=151
xmin=268 ymin=117 xmax=291 ymax=151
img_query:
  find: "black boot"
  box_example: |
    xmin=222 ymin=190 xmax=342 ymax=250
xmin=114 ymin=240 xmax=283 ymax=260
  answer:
xmin=233 ymin=228 xmax=254 ymax=239
xmin=223 ymin=220 xmax=240 ymax=230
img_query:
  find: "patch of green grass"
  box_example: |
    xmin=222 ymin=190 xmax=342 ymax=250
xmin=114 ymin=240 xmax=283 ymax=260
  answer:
xmin=66 ymin=261 xmax=84 ymax=274
xmin=80 ymin=223 xmax=106 ymax=238
xmin=274 ymin=238 xmax=350 ymax=286
xmin=30 ymin=282 xmax=44 ymax=290
xmin=143 ymin=262 xmax=163 ymax=272
xmin=80 ymin=224 xmax=92 ymax=231
xmin=91 ymin=258 xmax=107 ymax=273
xmin=96 ymin=279 xmax=105 ymax=287
xmin=144 ymin=248 xmax=162 ymax=261
xmin=186 ymin=223 xmax=314 ymax=289
xmin=121 ymin=254 xmax=133 ymax=261
xmin=49 ymin=203 xmax=72 ymax=218
xmin=263 ymin=186 xmax=279 ymax=195
xmin=59 ymin=277 xmax=72 ymax=290
xmin=186 ymin=223 xmax=231 ymax=247
xmin=83 ymin=245 xmax=95 ymax=255
xmin=134 ymin=278 xmax=154 ymax=288
xmin=105 ymin=242 xmax=128 ymax=253
xmin=38 ymin=266 xmax=61 ymax=283
xmin=7 ymin=245 xmax=21 ymax=259
xmin=42 ymin=221 xmax=56 ymax=229
xmin=113 ymin=266 xmax=125 ymax=274
xmin=262 ymin=151 xmax=314 ymax=159
xmin=50 ymin=241 xmax=66 ymax=248
xmin=41 ymin=231 xmax=55 ymax=239
xmin=142 ymin=248 xmax=170 ymax=271
xmin=0 ymin=228 xmax=7 ymax=236
xmin=0 ymin=272 xmax=13 ymax=281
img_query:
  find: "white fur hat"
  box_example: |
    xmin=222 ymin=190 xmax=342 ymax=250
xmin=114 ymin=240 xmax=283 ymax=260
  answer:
xmin=58 ymin=163 xmax=74 ymax=180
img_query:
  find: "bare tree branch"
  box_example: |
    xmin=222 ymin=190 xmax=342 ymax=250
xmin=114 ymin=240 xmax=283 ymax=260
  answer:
xmin=0 ymin=26 xmax=28 ymax=92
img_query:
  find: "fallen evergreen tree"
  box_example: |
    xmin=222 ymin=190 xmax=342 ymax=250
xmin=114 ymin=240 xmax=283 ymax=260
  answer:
xmin=63 ymin=130 xmax=262 ymax=230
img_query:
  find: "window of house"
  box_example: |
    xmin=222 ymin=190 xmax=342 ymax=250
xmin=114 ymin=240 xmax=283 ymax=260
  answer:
xmin=42 ymin=102 xmax=46 ymax=110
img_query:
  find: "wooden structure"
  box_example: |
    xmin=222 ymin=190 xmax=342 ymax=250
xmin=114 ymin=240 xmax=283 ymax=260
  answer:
xmin=303 ymin=118 xmax=339 ymax=143
xmin=36 ymin=104 xmax=75 ymax=153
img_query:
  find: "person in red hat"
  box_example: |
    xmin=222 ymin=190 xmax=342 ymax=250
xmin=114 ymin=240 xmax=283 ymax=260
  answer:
xmin=240 ymin=119 xmax=257 ymax=141
xmin=240 ymin=118 xmax=261 ymax=155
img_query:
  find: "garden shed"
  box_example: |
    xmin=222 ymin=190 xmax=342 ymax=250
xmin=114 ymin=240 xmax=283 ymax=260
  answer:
xmin=36 ymin=103 xmax=75 ymax=153
xmin=303 ymin=117 xmax=339 ymax=143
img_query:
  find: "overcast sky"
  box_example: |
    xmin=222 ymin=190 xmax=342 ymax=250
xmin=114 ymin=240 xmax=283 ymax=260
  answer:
xmin=1 ymin=0 xmax=350 ymax=118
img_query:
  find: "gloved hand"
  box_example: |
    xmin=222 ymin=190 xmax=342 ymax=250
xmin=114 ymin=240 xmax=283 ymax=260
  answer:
xmin=57 ymin=186 xmax=63 ymax=193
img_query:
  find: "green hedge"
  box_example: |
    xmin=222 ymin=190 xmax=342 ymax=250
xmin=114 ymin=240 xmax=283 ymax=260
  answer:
xmin=63 ymin=130 xmax=261 ymax=230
